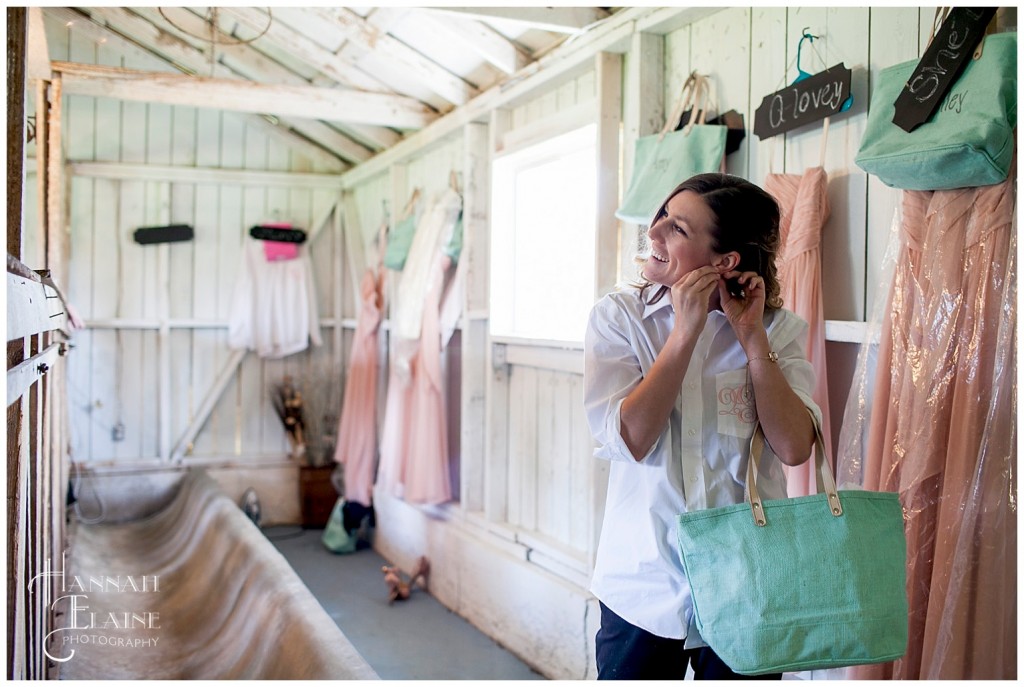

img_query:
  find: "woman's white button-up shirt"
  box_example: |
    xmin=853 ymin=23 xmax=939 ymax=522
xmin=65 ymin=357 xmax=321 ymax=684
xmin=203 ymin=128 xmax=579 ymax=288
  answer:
xmin=584 ymin=286 xmax=820 ymax=643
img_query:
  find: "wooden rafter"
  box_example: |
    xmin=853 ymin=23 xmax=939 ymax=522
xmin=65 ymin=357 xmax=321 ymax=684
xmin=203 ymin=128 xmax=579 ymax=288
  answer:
xmin=46 ymin=8 xmax=348 ymax=171
xmin=83 ymin=7 xmax=371 ymax=165
xmin=52 ymin=61 xmax=437 ymax=129
xmin=131 ymin=7 xmax=399 ymax=154
xmin=416 ymin=9 xmax=529 ymax=76
xmin=430 ymin=7 xmax=612 ymax=34
xmin=305 ymin=6 xmax=479 ymax=107
xmin=217 ymin=7 xmax=392 ymax=93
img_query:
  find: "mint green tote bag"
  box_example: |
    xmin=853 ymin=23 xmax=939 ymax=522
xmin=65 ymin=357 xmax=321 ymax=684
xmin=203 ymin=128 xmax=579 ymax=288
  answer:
xmin=677 ymin=420 xmax=908 ymax=675
xmin=383 ymin=213 xmax=418 ymax=271
xmin=616 ymin=72 xmax=727 ymax=225
xmin=855 ymin=32 xmax=1016 ymax=191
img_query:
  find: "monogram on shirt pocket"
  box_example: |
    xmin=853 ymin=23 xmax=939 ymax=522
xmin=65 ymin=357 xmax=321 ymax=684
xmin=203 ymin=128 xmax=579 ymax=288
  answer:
xmin=715 ymin=369 xmax=757 ymax=438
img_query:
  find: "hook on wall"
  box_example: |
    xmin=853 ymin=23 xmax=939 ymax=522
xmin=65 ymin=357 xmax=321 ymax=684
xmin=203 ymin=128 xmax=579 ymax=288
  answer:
xmin=794 ymin=28 xmax=852 ymax=113
xmin=795 ymin=28 xmax=820 ymax=82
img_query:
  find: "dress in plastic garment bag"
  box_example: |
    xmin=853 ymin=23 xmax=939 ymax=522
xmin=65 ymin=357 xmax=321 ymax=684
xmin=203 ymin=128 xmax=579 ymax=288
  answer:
xmin=765 ymin=166 xmax=833 ymax=497
xmin=836 ymin=151 xmax=1016 ymax=679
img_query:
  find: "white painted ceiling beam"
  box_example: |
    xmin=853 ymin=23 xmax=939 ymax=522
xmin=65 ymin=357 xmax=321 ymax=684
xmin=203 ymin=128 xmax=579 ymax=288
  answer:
xmin=75 ymin=7 xmax=372 ymax=165
xmin=131 ymin=7 xmax=398 ymax=153
xmin=418 ymin=10 xmax=529 ymax=75
xmin=45 ymin=8 xmax=347 ymax=172
xmin=53 ymin=61 xmax=437 ymax=129
xmin=308 ymin=6 xmax=479 ymax=107
xmin=340 ymin=5 xmax=659 ymax=187
xmin=218 ymin=7 xmax=388 ymax=93
xmin=430 ymin=7 xmax=612 ymax=34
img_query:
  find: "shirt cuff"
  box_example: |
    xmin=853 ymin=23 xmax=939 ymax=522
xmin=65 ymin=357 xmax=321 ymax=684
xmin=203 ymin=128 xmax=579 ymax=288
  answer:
xmin=594 ymin=397 xmax=659 ymax=463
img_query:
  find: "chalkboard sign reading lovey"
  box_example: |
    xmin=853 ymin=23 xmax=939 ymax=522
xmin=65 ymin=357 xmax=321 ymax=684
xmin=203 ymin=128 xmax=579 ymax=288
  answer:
xmin=753 ymin=64 xmax=852 ymax=139
xmin=892 ymin=7 xmax=996 ymax=132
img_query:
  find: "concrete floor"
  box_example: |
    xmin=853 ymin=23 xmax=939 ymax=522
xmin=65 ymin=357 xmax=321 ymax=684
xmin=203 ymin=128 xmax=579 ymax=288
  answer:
xmin=264 ymin=526 xmax=545 ymax=680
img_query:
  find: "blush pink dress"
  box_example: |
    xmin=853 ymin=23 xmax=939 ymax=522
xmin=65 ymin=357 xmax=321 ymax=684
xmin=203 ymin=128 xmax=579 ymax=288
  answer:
xmin=333 ymin=266 xmax=383 ymax=507
xmin=398 ymin=254 xmax=453 ymax=504
xmin=765 ymin=167 xmax=832 ymax=497
xmin=848 ymin=152 xmax=1016 ymax=679
xmin=377 ymin=190 xmax=462 ymax=505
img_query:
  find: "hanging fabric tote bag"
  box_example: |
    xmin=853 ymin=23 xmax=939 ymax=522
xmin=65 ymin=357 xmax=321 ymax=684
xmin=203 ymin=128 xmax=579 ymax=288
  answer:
xmin=855 ymin=31 xmax=1016 ymax=191
xmin=615 ymin=72 xmax=727 ymax=225
xmin=676 ymin=417 xmax=908 ymax=675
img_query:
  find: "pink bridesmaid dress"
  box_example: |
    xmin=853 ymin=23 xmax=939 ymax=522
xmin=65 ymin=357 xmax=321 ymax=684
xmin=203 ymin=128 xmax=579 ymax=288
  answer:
xmin=765 ymin=166 xmax=832 ymax=497
xmin=333 ymin=266 xmax=384 ymax=507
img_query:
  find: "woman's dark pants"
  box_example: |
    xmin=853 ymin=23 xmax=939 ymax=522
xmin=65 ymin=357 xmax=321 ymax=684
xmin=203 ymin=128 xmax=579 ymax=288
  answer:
xmin=595 ymin=602 xmax=782 ymax=680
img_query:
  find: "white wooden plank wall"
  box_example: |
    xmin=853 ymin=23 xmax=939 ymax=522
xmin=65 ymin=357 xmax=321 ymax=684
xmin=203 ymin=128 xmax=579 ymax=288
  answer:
xmin=40 ymin=14 xmax=346 ymax=465
xmin=485 ymin=70 xmax=605 ymax=563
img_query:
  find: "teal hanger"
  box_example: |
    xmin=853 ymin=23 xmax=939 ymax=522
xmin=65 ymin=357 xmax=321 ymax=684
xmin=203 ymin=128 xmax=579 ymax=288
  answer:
xmin=794 ymin=28 xmax=852 ymax=112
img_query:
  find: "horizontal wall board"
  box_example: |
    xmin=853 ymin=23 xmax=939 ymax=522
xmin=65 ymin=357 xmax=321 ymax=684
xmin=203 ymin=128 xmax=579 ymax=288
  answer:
xmin=69 ymin=160 xmax=344 ymax=188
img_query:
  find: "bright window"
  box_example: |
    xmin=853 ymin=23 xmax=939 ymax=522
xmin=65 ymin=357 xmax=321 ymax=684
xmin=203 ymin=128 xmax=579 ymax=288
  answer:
xmin=490 ymin=124 xmax=597 ymax=342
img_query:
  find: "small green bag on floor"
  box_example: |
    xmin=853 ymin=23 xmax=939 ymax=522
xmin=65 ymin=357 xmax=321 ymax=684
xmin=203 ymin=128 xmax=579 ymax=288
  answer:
xmin=676 ymin=419 xmax=908 ymax=675
xmin=322 ymin=497 xmax=356 ymax=554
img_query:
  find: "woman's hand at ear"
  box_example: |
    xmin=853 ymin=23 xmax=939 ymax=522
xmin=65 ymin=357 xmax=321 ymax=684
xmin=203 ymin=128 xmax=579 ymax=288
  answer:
xmin=719 ymin=270 xmax=766 ymax=341
xmin=670 ymin=266 xmax=721 ymax=334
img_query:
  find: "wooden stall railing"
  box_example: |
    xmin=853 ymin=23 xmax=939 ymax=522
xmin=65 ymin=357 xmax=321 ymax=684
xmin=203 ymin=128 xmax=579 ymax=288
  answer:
xmin=7 ymin=255 xmax=71 ymax=679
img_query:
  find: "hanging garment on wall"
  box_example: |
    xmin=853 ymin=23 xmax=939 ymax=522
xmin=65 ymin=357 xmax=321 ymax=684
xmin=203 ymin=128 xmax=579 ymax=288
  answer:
xmin=333 ymin=265 xmax=384 ymax=507
xmin=375 ymin=364 xmax=410 ymax=497
xmin=393 ymin=188 xmax=463 ymax=352
xmin=377 ymin=254 xmax=455 ymax=505
xmin=377 ymin=188 xmax=461 ymax=504
xmin=399 ymin=253 xmax=454 ymax=504
xmin=837 ymin=149 xmax=1016 ymax=679
xmin=765 ymin=167 xmax=833 ymax=497
xmin=227 ymin=236 xmax=322 ymax=358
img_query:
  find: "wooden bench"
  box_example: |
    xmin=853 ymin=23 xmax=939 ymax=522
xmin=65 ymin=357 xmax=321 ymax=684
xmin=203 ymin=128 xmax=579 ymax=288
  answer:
xmin=59 ymin=469 xmax=378 ymax=679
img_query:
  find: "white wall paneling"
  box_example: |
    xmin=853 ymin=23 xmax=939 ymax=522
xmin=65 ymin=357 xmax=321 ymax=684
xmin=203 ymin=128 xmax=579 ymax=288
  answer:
xmin=31 ymin=12 xmax=353 ymax=529
xmin=619 ymin=31 xmax=664 ymax=284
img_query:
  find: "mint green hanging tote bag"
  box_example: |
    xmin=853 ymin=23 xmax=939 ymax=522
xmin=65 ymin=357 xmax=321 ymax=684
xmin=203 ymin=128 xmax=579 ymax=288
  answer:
xmin=676 ymin=418 xmax=908 ymax=675
xmin=616 ymin=72 xmax=727 ymax=225
xmin=855 ymin=32 xmax=1016 ymax=191
xmin=383 ymin=213 xmax=418 ymax=271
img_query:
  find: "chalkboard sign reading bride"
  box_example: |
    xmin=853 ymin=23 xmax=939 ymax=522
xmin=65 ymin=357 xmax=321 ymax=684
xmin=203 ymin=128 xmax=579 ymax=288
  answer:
xmin=753 ymin=64 xmax=853 ymax=139
xmin=892 ymin=7 xmax=996 ymax=132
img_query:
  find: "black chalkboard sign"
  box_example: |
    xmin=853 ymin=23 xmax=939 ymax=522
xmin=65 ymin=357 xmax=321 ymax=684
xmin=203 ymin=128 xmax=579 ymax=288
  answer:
xmin=753 ymin=64 xmax=852 ymax=140
xmin=133 ymin=224 xmax=194 ymax=244
xmin=892 ymin=7 xmax=996 ymax=133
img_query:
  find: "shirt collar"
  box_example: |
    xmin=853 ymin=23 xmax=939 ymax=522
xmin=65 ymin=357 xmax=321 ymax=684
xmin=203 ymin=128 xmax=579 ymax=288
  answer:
xmin=641 ymin=284 xmax=673 ymax=319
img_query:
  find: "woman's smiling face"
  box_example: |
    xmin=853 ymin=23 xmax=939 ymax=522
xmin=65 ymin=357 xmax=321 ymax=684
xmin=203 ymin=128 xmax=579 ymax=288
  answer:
xmin=642 ymin=190 xmax=721 ymax=287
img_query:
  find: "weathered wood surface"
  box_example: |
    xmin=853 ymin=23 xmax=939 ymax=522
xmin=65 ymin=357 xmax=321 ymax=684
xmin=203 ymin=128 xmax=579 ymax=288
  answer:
xmin=62 ymin=470 xmax=378 ymax=679
xmin=53 ymin=61 xmax=437 ymax=129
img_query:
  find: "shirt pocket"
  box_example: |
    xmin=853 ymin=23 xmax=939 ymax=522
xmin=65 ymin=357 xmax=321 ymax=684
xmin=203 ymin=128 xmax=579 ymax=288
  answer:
xmin=714 ymin=369 xmax=757 ymax=439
